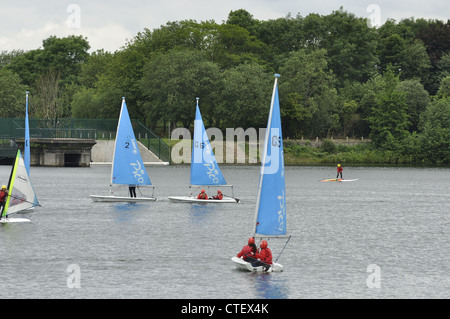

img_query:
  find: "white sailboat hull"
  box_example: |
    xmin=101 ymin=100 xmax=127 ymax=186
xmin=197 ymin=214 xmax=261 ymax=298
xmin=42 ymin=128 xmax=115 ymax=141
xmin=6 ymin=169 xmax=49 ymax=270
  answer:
xmin=168 ymin=196 xmax=239 ymax=203
xmin=231 ymin=257 xmax=283 ymax=272
xmin=90 ymin=195 xmax=156 ymax=202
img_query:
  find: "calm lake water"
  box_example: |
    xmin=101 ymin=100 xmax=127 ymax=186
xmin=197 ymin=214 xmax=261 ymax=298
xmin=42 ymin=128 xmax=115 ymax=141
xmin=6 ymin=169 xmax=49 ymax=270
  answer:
xmin=0 ymin=164 xmax=449 ymax=299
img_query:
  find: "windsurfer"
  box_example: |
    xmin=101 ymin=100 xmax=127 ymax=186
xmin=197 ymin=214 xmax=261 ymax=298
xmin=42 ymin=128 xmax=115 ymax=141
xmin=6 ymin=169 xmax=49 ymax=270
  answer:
xmin=237 ymin=237 xmax=258 ymax=261
xmin=0 ymin=185 xmax=8 ymax=215
xmin=197 ymin=189 xmax=208 ymax=200
xmin=336 ymin=164 xmax=343 ymax=179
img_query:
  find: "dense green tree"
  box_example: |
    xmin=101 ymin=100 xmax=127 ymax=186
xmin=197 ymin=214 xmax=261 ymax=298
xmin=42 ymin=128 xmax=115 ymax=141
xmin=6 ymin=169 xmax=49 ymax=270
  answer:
xmin=0 ymin=69 xmax=28 ymax=117
xmin=435 ymin=76 xmax=450 ymax=99
xmin=7 ymin=35 xmax=90 ymax=87
xmin=255 ymin=14 xmax=305 ymax=64
xmin=378 ymin=34 xmax=407 ymax=72
xmin=226 ymin=9 xmax=259 ymax=36
xmin=418 ymin=97 xmax=450 ymax=163
xmin=218 ymin=63 xmax=271 ymax=130
xmin=320 ymin=8 xmax=379 ymax=84
xmin=279 ymin=49 xmax=337 ymax=137
xmin=417 ymin=19 xmax=450 ymax=94
xmin=0 ymin=50 xmax=25 ymax=68
xmin=397 ymin=79 xmax=430 ymax=132
xmin=209 ymin=23 xmax=269 ymax=69
xmin=368 ymin=68 xmax=409 ymax=150
xmin=140 ymin=50 xmax=221 ymax=130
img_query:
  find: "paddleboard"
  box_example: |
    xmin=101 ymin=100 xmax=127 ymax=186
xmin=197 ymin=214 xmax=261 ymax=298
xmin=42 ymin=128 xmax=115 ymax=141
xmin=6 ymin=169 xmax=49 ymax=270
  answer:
xmin=320 ymin=178 xmax=359 ymax=182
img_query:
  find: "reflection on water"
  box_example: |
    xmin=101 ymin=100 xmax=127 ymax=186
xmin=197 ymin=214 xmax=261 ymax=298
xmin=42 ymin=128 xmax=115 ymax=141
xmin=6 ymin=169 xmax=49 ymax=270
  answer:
xmin=111 ymin=202 xmax=142 ymax=222
xmin=252 ymin=273 xmax=289 ymax=299
xmin=189 ymin=204 xmax=218 ymax=217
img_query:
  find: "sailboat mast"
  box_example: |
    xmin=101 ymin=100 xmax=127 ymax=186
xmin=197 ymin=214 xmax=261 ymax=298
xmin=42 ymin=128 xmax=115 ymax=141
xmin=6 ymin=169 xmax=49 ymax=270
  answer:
xmin=252 ymin=74 xmax=280 ymax=237
xmin=24 ymin=91 xmax=30 ymax=176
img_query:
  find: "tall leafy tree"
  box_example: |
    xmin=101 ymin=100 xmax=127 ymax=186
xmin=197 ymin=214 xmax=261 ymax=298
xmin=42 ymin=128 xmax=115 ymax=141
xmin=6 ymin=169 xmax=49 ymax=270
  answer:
xmin=0 ymin=68 xmax=27 ymax=117
xmin=226 ymin=9 xmax=260 ymax=36
xmin=279 ymin=48 xmax=337 ymax=138
xmin=320 ymin=8 xmax=379 ymax=84
xmin=369 ymin=67 xmax=409 ymax=150
xmin=140 ymin=50 xmax=221 ymax=130
xmin=218 ymin=63 xmax=271 ymax=130
xmin=397 ymin=79 xmax=430 ymax=132
xmin=418 ymin=96 xmax=450 ymax=164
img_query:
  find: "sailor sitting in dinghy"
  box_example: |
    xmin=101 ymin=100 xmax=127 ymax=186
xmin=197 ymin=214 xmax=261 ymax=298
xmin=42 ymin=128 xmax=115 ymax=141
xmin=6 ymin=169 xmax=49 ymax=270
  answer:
xmin=237 ymin=237 xmax=258 ymax=261
xmin=251 ymin=240 xmax=273 ymax=271
xmin=197 ymin=189 xmax=208 ymax=200
xmin=212 ymin=190 xmax=223 ymax=200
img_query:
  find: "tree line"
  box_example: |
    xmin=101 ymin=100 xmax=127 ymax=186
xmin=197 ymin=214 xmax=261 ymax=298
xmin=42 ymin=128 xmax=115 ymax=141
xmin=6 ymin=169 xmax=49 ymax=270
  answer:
xmin=1 ymin=8 xmax=450 ymax=164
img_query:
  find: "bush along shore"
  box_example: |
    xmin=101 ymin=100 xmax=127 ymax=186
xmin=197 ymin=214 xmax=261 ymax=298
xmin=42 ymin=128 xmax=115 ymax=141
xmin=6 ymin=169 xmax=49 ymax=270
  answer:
xmin=283 ymin=139 xmax=449 ymax=166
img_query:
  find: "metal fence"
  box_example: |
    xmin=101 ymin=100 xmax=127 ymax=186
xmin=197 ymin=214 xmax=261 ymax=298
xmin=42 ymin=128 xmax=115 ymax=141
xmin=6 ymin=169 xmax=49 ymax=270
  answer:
xmin=0 ymin=118 xmax=171 ymax=163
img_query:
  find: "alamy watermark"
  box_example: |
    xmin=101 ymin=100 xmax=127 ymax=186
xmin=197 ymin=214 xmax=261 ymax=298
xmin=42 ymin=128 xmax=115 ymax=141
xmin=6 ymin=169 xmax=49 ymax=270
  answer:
xmin=67 ymin=264 xmax=81 ymax=289
xmin=366 ymin=4 xmax=381 ymax=28
xmin=66 ymin=4 xmax=81 ymax=29
xmin=366 ymin=264 xmax=381 ymax=289
xmin=171 ymin=127 xmax=267 ymax=164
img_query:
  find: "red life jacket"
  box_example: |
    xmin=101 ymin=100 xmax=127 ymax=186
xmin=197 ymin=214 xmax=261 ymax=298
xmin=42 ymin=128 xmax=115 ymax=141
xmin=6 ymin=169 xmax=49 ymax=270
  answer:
xmin=213 ymin=194 xmax=223 ymax=200
xmin=237 ymin=245 xmax=255 ymax=260
xmin=256 ymin=248 xmax=273 ymax=264
xmin=337 ymin=166 xmax=343 ymax=173
xmin=197 ymin=193 xmax=208 ymax=199
xmin=0 ymin=190 xmax=7 ymax=203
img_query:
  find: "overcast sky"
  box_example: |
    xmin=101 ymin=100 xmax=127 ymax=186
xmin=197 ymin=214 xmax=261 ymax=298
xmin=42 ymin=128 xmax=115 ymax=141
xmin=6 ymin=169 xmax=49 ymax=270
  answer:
xmin=1 ymin=0 xmax=449 ymax=52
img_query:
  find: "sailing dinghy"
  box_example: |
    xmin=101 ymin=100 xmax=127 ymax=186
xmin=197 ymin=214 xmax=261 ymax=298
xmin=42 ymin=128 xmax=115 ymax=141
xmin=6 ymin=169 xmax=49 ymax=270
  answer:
xmin=1 ymin=149 xmax=40 ymax=223
xmin=168 ymin=98 xmax=239 ymax=204
xmin=90 ymin=98 xmax=156 ymax=202
xmin=231 ymin=74 xmax=290 ymax=272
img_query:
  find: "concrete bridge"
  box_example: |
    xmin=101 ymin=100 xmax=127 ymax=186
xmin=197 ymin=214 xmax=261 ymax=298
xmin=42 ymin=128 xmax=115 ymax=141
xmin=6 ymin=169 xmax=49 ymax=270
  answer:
xmin=0 ymin=118 xmax=171 ymax=166
xmin=11 ymin=138 xmax=167 ymax=167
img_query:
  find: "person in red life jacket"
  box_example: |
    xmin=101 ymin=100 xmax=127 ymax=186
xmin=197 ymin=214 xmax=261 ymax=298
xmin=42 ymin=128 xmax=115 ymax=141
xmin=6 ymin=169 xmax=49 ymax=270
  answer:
xmin=255 ymin=240 xmax=273 ymax=268
xmin=0 ymin=185 xmax=8 ymax=215
xmin=336 ymin=164 xmax=343 ymax=179
xmin=237 ymin=237 xmax=258 ymax=261
xmin=212 ymin=190 xmax=223 ymax=200
xmin=197 ymin=189 xmax=208 ymax=200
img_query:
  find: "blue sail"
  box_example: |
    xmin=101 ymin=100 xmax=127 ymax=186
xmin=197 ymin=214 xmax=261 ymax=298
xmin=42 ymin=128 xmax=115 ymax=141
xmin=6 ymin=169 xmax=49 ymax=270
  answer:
xmin=254 ymin=75 xmax=287 ymax=237
xmin=111 ymin=98 xmax=152 ymax=186
xmin=24 ymin=91 xmax=30 ymax=175
xmin=190 ymin=98 xmax=227 ymax=186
